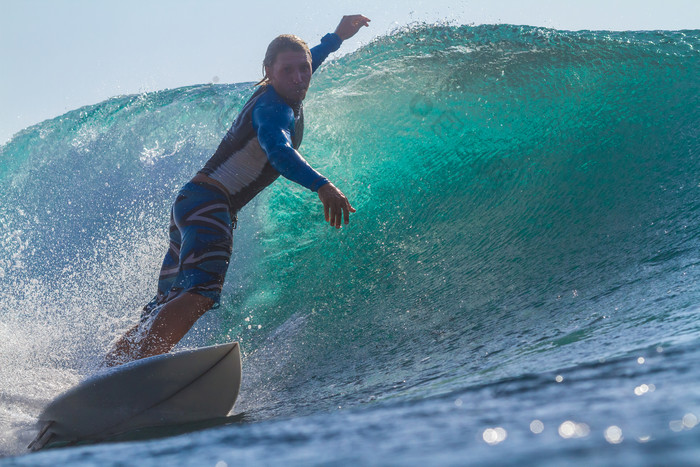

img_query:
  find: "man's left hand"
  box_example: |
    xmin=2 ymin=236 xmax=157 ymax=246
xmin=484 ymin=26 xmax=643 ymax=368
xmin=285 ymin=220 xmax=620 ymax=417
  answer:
xmin=334 ymin=15 xmax=371 ymax=41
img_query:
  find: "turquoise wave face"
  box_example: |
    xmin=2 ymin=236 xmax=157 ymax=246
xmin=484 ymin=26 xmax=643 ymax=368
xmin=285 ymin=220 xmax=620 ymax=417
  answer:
xmin=238 ymin=25 xmax=700 ymax=405
xmin=0 ymin=24 xmax=699 ymax=424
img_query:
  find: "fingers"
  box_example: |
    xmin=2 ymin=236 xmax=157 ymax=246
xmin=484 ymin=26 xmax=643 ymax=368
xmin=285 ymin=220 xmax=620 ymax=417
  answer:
xmin=323 ymin=198 xmax=340 ymax=228
xmin=343 ymin=201 xmax=356 ymax=225
xmin=349 ymin=14 xmax=371 ymax=28
xmin=318 ymin=183 xmax=355 ymax=228
xmin=334 ymin=200 xmax=356 ymax=228
xmin=336 ymin=15 xmax=371 ymax=40
xmin=325 ymin=201 xmax=347 ymax=228
xmin=334 ymin=204 xmax=342 ymax=229
xmin=327 ymin=201 xmax=341 ymax=228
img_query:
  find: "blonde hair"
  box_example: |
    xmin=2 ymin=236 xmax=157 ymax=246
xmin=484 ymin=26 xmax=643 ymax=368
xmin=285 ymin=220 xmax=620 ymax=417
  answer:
xmin=255 ymin=34 xmax=311 ymax=86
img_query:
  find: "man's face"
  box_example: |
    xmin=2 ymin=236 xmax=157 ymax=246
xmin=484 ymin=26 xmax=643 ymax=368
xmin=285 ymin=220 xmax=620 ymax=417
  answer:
xmin=266 ymin=50 xmax=312 ymax=103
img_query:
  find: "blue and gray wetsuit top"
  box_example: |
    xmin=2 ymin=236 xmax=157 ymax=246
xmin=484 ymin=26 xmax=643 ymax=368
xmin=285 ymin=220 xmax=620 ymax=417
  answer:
xmin=198 ymin=33 xmax=343 ymax=213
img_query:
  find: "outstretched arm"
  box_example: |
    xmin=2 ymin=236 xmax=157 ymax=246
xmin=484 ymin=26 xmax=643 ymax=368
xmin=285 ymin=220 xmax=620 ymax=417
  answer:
xmin=253 ymin=98 xmax=329 ymax=192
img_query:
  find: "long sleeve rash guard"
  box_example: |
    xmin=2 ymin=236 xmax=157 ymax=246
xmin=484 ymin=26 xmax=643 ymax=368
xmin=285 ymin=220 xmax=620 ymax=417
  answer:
xmin=198 ymin=33 xmax=342 ymax=213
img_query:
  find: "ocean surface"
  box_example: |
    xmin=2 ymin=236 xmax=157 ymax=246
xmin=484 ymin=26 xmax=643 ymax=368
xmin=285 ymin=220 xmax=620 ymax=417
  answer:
xmin=1 ymin=24 xmax=699 ymax=466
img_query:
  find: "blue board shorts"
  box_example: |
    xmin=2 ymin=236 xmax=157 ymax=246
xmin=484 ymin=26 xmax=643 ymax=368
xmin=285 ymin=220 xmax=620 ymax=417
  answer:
xmin=140 ymin=181 xmax=236 ymax=322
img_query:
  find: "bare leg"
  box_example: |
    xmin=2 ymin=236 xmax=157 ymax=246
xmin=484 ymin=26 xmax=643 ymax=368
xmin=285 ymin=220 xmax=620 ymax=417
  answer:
xmin=138 ymin=292 xmax=215 ymax=359
xmin=103 ymin=324 xmax=143 ymax=367
xmin=103 ymin=292 xmax=214 ymax=367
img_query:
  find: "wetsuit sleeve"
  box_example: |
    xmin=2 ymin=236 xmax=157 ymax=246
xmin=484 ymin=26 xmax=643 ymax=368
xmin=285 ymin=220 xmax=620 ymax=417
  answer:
xmin=310 ymin=33 xmax=343 ymax=73
xmin=252 ymin=97 xmax=329 ymax=192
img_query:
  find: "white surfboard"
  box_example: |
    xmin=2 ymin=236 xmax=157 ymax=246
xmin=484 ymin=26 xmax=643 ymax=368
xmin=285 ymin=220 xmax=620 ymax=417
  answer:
xmin=28 ymin=341 xmax=241 ymax=451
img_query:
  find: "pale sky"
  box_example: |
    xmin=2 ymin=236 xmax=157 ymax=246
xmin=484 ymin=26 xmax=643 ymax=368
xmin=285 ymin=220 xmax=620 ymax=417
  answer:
xmin=1 ymin=0 xmax=698 ymax=144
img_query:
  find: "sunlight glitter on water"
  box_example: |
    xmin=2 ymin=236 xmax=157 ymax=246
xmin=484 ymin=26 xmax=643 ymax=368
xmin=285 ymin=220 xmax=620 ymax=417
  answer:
xmin=530 ymin=420 xmax=544 ymax=434
xmin=558 ymin=421 xmax=590 ymax=439
xmin=482 ymin=427 xmax=507 ymax=445
xmin=604 ymin=425 xmax=623 ymax=444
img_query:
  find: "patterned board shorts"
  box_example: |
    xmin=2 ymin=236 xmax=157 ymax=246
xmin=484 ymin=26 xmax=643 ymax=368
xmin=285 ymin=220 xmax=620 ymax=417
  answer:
xmin=140 ymin=181 xmax=236 ymax=322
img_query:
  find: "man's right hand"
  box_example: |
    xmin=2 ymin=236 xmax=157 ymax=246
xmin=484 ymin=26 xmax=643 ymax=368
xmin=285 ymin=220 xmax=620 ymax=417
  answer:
xmin=318 ymin=183 xmax=356 ymax=228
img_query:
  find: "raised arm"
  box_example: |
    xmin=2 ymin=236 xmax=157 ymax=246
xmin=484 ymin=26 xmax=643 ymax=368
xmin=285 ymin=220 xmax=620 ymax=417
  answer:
xmin=310 ymin=34 xmax=342 ymax=73
xmin=310 ymin=15 xmax=371 ymax=72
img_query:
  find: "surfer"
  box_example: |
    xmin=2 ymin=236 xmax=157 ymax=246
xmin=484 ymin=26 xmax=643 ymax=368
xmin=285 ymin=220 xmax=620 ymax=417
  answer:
xmin=103 ymin=15 xmax=371 ymax=366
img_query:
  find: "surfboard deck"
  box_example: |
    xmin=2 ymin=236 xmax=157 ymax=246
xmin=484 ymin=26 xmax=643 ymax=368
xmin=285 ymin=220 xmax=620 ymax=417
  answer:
xmin=28 ymin=342 xmax=241 ymax=451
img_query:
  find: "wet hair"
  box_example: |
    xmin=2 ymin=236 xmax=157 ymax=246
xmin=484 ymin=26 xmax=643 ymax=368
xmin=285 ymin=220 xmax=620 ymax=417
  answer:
xmin=255 ymin=34 xmax=311 ymax=86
